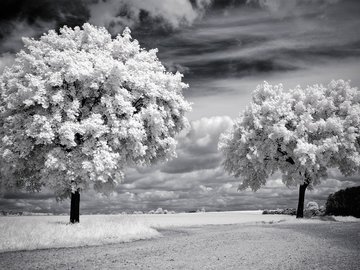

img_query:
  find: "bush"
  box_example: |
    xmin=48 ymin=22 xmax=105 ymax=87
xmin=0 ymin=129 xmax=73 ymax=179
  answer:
xmin=325 ymin=186 xmax=360 ymax=218
xmin=306 ymin=201 xmax=319 ymax=211
xmin=262 ymin=205 xmax=326 ymax=217
xmin=155 ymin=208 xmax=164 ymax=214
xmin=303 ymin=201 xmax=322 ymax=218
xmin=262 ymin=208 xmax=296 ymax=215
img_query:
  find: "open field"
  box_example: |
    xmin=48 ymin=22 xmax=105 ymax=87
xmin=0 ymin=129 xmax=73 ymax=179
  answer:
xmin=0 ymin=211 xmax=359 ymax=269
xmin=0 ymin=218 xmax=359 ymax=269
xmin=0 ymin=211 xmax=329 ymax=252
xmin=0 ymin=211 xmax=358 ymax=253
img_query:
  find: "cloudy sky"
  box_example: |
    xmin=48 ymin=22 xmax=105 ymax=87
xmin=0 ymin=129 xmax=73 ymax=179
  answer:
xmin=1 ymin=0 xmax=360 ymax=214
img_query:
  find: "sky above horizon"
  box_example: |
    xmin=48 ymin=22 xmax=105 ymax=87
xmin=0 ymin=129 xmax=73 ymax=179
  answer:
xmin=1 ymin=0 xmax=360 ymax=214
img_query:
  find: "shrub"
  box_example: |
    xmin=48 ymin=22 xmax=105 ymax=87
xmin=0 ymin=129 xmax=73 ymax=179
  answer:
xmin=306 ymin=201 xmax=319 ymax=211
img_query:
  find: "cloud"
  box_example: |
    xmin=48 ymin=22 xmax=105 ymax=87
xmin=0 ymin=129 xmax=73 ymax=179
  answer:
xmin=0 ymin=0 xmax=213 ymax=51
xmin=0 ymin=0 xmax=88 ymax=28
xmin=181 ymin=116 xmax=234 ymax=154
xmin=1 ymin=0 xmax=358 ymax=85
xmin=247 ymin=0 xmax=340 ymax=16
xmin=3 ymin=192 xmax=54 ymax=200
xmin=199 ymin=185 xmax=213 ymax=193
xmin=88 ymin=0 xmax=211 ymax=35
xmin=138 ymin=190 xmax=180 ymax=201
xmin=0 ymin=53 xmax=15 ymax=74
xmin=155 ymin=0 xmax=359 ymax=89
xmin=0 ymin=20 xmax=55 ymax=54
xmin=0 ymin=0 xmax=89 ymax=55
xmin=161 ymin=116 xmax=233 ymax=174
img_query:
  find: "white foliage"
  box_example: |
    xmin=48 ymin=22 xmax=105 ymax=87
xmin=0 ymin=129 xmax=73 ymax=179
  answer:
xmin=306 ymin=201 xmax=319 ymax=211
xmin=0 ymin=23 xmax=191 ymax=198
xmin=219 ymin=80 xmax=360 ymax=191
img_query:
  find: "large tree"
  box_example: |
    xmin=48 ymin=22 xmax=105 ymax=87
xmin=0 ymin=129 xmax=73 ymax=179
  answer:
xmin=219 ymin=80 xmax=360 ymax=218
xmin=0 ymin=23 xmax=191 ymax=222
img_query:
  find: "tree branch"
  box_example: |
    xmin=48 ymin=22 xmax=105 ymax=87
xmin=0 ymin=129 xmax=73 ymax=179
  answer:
xmin=264 ymin=146 xmax=295 ymax=165
xmin=132 ymin=97 xmax=144 ymax=114
xmin=277 ymin=146 xmax=295 ymax=165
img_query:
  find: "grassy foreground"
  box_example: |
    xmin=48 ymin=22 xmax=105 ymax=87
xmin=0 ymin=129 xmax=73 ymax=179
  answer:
xmin=0 ymin=211 xmax=357 ymax=253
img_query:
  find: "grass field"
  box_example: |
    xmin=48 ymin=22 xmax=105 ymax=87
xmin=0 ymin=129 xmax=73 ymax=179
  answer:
xmin=0 ymin=211 xmax=358 ymax=253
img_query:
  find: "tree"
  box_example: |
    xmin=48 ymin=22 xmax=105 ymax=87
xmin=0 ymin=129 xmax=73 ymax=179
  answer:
xmin=325 ymin=186 xmax=360 ymax=218
xmin=219 ymin=80 xmax=360 ymax=218
xmin=0 ymin=23 xmax=191 ymax=223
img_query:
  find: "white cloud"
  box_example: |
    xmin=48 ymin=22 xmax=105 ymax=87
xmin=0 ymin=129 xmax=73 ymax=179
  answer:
xmin=162 ymin=116 xmax=233 ymax=174
xmin=199 ymin=185 xmax=213 ymax=193
xmin=216 ymin=183 xmax=236 ymax=195
xmin=138 ymin=190 xmax=179 ymax=201
xmin=180 ymin=116 xmax=233 ymax=153
xmin=88 ymin=0 xmax=211 ymax=34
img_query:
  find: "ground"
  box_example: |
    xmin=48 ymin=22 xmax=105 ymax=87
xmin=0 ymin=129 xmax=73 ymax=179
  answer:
xmin=0 ymin=221 xmax=359 ymax=269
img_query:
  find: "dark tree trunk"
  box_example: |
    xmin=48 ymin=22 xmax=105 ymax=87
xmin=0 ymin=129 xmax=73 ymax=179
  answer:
xmin=296 ymin=183 xmax=308 ymax=218
xmin=70 ymin=189 xmax=80 ymax=223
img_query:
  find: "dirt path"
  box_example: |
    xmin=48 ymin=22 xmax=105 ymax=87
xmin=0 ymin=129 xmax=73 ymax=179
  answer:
xmin=1 ymin=222 xmax=359 ymax=270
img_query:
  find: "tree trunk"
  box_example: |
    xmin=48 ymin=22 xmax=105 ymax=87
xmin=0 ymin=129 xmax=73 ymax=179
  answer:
xmin=296 ymin=183 xmax=308 ymax=218
xmin=70 ymin=189 xmax=80 ymax=223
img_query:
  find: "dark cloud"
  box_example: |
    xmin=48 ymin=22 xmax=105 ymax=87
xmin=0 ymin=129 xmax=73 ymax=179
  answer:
xmin=0 ymin=20 xmax=55 ymax=53
xmin=183 ymin=58 xmax=298 ymax=80
xmin=161 ymin=154 xmax=220 ymax=174
xmin=3 ymin=192 xmax=53 ymax=200
xmin=0 ymin=0 xmax=88 ymax=54
xmin=209 ymin=0 xmax=248 ymax=9
xmin=1 ymin=0 xmax=359 ymax=86
xmin=0 ymin=0 xmax=89 ymax=29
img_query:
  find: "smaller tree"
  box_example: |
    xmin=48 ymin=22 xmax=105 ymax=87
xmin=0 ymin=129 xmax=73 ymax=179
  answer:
xmin=219 ymin=80 xmax=360 ymax=218
xmin=0 ymin=24 xmax=191 ymax=222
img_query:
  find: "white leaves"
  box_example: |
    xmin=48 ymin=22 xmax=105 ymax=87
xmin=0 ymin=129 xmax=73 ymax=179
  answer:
xmin=0 ymin=23 xmax=190 ymax=196
xmin=1 ymin=149 xmax=14 ymax=161
xmin=58 ymin=114 xmax=109 ymax=148
xmin=63 ymin=54 xmax=94 ymax=83
xmin=44 ymin=149 xmax=67 ymax=171
xmin=294 ymin=139 xmax=318 ymax=165
xmin=58 ymin=122 xmax=78 ymax=147
xmin=325 ymin=117 xmax=343 ymax=134
xmin=111 ymin=27 xmax=140 ymax=62
xmin=65 ymin=100 xmax=80 ymax=121
xmin=25 ymin=115 xmax=54 ymax=144
xmin=269 ymin=123 xmax=292 ymax=143
xmin=220 ymin=79 xmax=360 ymax=191
xmin=51 ymin=91 xmax=64 ymax=104
xmin=82 ymin=141 xmax=121 ymax=183
xmin=81 ymin=114 xmax=109 ymax=138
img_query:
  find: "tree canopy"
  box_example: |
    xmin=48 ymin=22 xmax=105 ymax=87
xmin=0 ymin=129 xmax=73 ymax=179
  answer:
xmin=0 ymin=23 xmax=191 ymax=199
xmin=219 ymin=80 xmax=360 ymax=191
